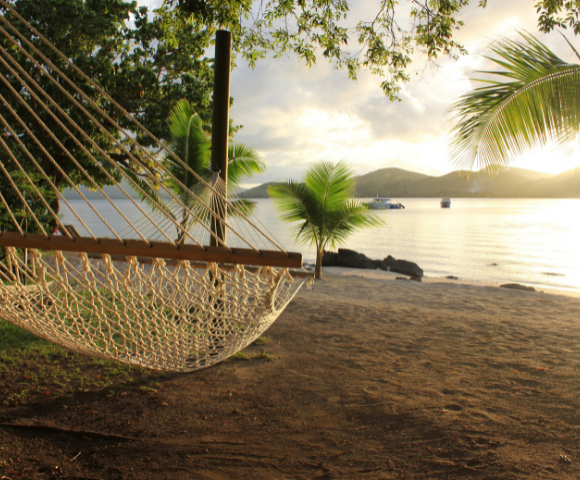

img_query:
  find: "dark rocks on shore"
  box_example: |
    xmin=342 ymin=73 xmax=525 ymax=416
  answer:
xmin=396 ymin=276 xmax=422 ymax=282
xmin=372 ymin=259 xmax=388 ymax=270
xmin=389 ymin=259 xmax=423 ymax=279
xmin=322 ymin=249 xmax=376 ymax=270
xmin=322 ymin=249 xmax=423 ymax=280
xmin=500 ymin=283 xmax=536 ymax=292
xmin=383 ymin=255 xmax=396 ymax=267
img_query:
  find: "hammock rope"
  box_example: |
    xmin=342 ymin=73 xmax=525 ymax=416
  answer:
xmin=0 ymin=7 xmax=311 ymax=372
xmin=0 ymin=0 xmax=287 ymax=251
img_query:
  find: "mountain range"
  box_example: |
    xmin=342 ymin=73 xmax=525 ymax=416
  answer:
xmin=237 ymin=167 xmax=580 ymax=199
xmin=61 ymin=167 xmax=579 ymax=200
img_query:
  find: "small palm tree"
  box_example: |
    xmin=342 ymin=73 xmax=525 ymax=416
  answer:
xmin=268 ymin=160 xmax=384 ymax=279
xmin=449 ymin=32 xmax=580 ymax=170
xmin=164 ymin=100 xmax=265 ymax=242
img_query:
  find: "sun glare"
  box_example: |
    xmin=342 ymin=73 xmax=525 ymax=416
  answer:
xmin=511 ymin=146 xmax=580 ymax=175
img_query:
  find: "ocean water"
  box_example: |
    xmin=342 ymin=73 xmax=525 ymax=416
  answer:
xmin=60 ymin=198 xmax=580 ymax=294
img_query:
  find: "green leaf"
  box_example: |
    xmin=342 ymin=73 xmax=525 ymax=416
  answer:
xmin=449 ymin=31 xmax=580 ymax=171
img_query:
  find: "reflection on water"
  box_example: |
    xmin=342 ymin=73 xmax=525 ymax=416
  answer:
xmin=61 ymin=198 xmax=580 ymax=293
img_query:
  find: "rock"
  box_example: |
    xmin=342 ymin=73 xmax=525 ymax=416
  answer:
xmin=446 ymin=275 xmax=458 ymax=280
xmin=500 ymin=283 xmax=536 ymax=292
xmin=321 ymin=251 xmax=339 ymax=266
xmin=379 ymin=255 xmax=423 ymax=279
xmin=373 ymin=259 xmax=389 ymax=271
xmin=322 ymin=249 xmax=376 ymax=269
xmin=396 ymin=276 xmax=421 ymax=282
xmin=389 ymin=259 xmax=423 ymax=279
xmin=323 ymin=250 xmax=423 ymax=275
xmin=383 ymin=255 xmax=396 ymax=268
xmin=335 ymin=249 xmax=376 ymax=269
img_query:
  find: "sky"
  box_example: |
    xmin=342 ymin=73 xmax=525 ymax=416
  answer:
xmin=140 ymin=0 xmax=580 ymax=187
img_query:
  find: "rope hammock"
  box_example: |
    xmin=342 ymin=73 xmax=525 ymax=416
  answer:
xmin=0 ymin=2 xmax=311 ymax=372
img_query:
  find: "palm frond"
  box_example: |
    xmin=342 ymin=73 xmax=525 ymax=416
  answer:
xmin=166 ymin=99 xmax=211 ymax=194
xmin=162 ymin=100 xmax=265 ymax=241
xmin=268 ymin=164 xmax=383 ymax=252
xmin=449 ymin=32 xmax=580 ymax=171
xmin=323 ymin=200 xmax=384 ymax=250
xmin=227 ymin=143 xmax=266 ymax=188
xmin=304 ymin=160 xmax=356 ymax=211
xmin=267 ymin=180 xmax=321 ymax=247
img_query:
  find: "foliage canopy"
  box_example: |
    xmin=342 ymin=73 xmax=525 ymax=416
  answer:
xmin=172 ymin=0 xmax=490 ymax=102
xmin=0 ymin=0 xmax=215 ymax=201
xmin=536 ymin=0 xmax=580 ymax=35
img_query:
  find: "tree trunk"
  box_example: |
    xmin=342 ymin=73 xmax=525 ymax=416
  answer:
xmin=315 ymin=249 xmax=323 ymax=279
xmin=177 ymin=208 xmax=189 ymax=244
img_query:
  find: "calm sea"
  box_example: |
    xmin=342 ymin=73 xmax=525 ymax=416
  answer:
xmin=61 ymin=198 xmax=580 ymax=294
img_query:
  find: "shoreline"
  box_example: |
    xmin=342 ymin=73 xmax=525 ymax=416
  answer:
xmin=321 ymin=265 xmax=580 ymax=299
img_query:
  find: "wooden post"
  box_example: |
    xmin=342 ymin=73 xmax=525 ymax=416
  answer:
xmin=210 ymin=30 xmax=232 ymax=247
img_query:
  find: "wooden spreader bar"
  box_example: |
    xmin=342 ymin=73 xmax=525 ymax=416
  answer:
xmin=83 ymin=253 xmax=314 ymax=278
xmin=0 ymin=232 xmax=303 ymax=269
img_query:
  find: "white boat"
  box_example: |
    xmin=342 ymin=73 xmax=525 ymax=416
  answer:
xmin=440 ymin=197 xmax=451 ymax=208
xmin=368 ymin=197 xmax=405 ymax=210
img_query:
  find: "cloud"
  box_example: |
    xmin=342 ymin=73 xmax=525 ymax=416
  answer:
xmin=230 ymin=0 xmax=580 ymax=181
xmin=139 ymin=0 xmax=578 ymax=181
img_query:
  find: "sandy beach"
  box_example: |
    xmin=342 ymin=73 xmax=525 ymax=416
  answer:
xmin=2 ymin=268 xmax=580 ymax=479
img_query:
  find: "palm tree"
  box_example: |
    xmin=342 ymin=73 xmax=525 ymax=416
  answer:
xmin=164 ymin=100 xmax=265 ymax=243
xmin=449 ymin=32 xmax=580 ymax=170
xmin=268 ymin=160 xmax=384 ymax=279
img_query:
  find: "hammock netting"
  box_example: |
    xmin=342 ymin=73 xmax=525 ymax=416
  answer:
xmin=0 ymin=2 xmax=310 ymax=371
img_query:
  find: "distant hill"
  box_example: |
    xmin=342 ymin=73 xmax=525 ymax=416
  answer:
xmin=514 ymin=168 xmax=580 ymax=198
xmin=354 ymin=168 xmax=430 ymax=197
xmin=354 ymin=167 xmax=560 ymax=198
xmin=237 ymin=182 xmax=278 ymax=199
xmin=238 ymin=167 xmax=579 ymax=199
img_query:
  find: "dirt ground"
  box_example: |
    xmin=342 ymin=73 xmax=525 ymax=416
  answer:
xmin=2 ymin=273 xmax=580 ymax=479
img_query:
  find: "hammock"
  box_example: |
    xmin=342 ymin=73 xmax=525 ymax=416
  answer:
xmin=0 ymin=2 xmax=311 ymax=372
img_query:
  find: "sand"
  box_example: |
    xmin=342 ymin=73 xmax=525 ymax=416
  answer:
xmin=3 ymin=268 xmax=580 ymax=479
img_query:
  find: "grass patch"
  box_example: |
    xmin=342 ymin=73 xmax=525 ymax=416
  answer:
xmin=232 ymin=351 xmax=250 ymax=360
xmin=252 ymin=350 xmax=276 ymax=361
xmin=253 ymin=335 xmax=272 ymax=346
xmin=0 ymin=319 xmax=165 ymax=407
xmin=230 ymin=349 xmax=276 ymax=362
xmin=0 ymin=320 xmax=51 ymax=352
xmin=140 ymin=386 xmax=158 ymax=392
